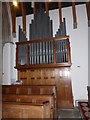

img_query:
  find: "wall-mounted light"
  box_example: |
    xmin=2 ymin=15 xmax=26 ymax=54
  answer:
xmin=13 ymin=0 xmax=18 ymax=7
xmin=31 ymin=1 xmax=34 ymax=8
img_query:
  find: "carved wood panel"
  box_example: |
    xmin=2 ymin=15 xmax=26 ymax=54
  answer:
xmin=18 ymin=67 xmax=73 ymax=108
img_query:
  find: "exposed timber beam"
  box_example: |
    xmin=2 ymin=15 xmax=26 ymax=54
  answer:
xmin=58 ymin=2 xmax=62 ymax=26
xmin=33 ymin=2 xmax=36 ymax=16
xmin=86 ymin=1 xmax=90 ymax=27
xmin=20 ymin=2 xmax=26 ymax=33
xmin=72 ymin=0 xmax=77 ymax=29
xmin=9 ymin=2 xmax=16 ymax=35
xmin=45 ymin=2 xmax=49 ymax=16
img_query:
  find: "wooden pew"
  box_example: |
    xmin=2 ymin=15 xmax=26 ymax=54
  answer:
xmin=3 ymin=94 xmax=54 ymax=104
xmin=3 ymin=101 xmax=51 ymax=118
xmin=2 ymin=85 xmax=57 ymax=96
xmin=2 ymin=85 xmax=57 ymax=118
xmin=2 ymin=94 xmax=54 ymax=116
xmin=2 ymin=85 xmax=57 ymax=111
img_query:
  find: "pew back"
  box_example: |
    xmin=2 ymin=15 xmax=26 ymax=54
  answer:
xmin=3 ymin=94 xmax=54 ymax=108
xmin=2 ymin=85 xmax=56 ymax=96
xmin=3 ymin=85 xmax=57 ymax=108
xmin=2 ymin=85 xmax=57 ymax=119
xmin=3 ymin=101 xmax=51 ymax=118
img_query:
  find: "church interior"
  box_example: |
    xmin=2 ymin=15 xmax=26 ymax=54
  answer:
xmin=1 ymin=1 xmax=90 ymax=119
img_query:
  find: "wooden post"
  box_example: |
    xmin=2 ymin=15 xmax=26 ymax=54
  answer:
xmin=20 ymin=2 xmax=26 ymax=33
xmin=72 ymin=0 xmax=77 ymax=29
xmin=58 ymin=2 xmax=62 ymax=25
xmin=67 ymin=38 xmax=71 ymax=65
xmin=86 ymin=1 xmax=90 ymax=27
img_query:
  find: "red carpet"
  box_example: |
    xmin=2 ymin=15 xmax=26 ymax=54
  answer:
xmin=78 ymin=102 xmax=90 ymax=120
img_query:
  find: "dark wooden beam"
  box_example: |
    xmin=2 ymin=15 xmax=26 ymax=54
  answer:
xmin=86 ymin=1 xmax=90 ymax=27
xmin=72 ymin=1 xmax=77 ymax=29
xmin=33 ymin=2 xmax=36 ymax=16
xmin=45 ymin=2 xmax=49 ymax=16
xmin=20 ymin=2 xmax=26 ymax=33
xmin=9 ymin=2 xmax=16 ymax=34
xmin=58 ymin=2 xmax=62 ymax=25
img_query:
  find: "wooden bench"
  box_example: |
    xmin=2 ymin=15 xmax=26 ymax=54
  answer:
xmin=2 ymin=85 xmax=57 ymax=96
xmin=2 ymin=94 xmax=54 ymax=115
xmin=3 ymin=101 xmax=51 ymax=118
xmin=3 ymin=94 xmax=54 ymax=104
xmin=3 ymin=85 xmax=57 ymax=110
xmin=2 ymin=85 xmax=57 ymax=118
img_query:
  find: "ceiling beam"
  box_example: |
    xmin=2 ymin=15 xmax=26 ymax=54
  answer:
xmin=45 ymin=2 xmax=49 ymax=16
xmin=20 ymin=2 xmax=26 ymax=33
xmin=58 ymin=2 xmax=62 ymax=25
xmin=72 ymin=1 xmax=77 ymax=29
xmin=33 ymin=2 xmax=36 ymax=16
xmin=86 ymin=1 xmax=90 ymax=27
xmin=9 ymin=2 xmax=16 ymax=35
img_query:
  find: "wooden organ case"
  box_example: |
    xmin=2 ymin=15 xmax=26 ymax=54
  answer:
xmin=15 ymin=3 xmax=74 ymax=109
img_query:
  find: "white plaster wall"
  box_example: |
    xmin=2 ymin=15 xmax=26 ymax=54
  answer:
xmin=66 ymin=5 xmax=88 ymax=101
xmin=71 ymin=4 xmax=88 ymax=101
xmin=49 ymin=4 xmax=88 ymax=102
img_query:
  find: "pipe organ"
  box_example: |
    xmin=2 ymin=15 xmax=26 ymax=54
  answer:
xmin=17 ymin=36 xmax=70 ymax=66
xmin=55 ymin=18 xmax=66 ymax=37
xmin=18 ymin=26 xmax=27 ymax=42
xmin=18 ymin=4 xmax=69 ymax=65
xmin=16 ymin=2 xmax=73 ymax=108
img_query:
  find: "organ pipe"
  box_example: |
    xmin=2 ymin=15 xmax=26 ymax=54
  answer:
xmin=18 ymin=3 xmax=69 ymax=65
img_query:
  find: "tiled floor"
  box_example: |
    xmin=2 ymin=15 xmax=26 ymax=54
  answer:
xmin=58 ymin=107 xmax=82 ymax=119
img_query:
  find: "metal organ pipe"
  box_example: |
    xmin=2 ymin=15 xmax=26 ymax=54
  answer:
xmin=28 ymin=3 xmax=68 ymax=65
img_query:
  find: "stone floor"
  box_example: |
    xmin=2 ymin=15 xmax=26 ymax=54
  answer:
xmin=58 ymin=107 xmax=82 ymax=119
